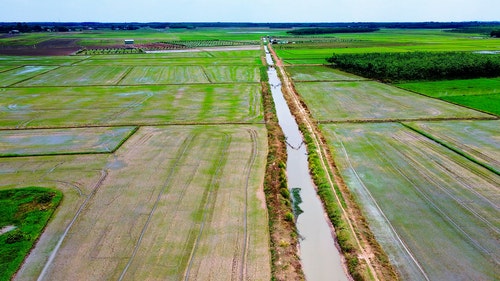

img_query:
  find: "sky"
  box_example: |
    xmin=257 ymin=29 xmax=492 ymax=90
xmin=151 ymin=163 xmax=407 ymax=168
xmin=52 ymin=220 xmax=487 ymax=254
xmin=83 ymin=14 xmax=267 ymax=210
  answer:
xmin=1 ymin=0 xmax=499 ymax=23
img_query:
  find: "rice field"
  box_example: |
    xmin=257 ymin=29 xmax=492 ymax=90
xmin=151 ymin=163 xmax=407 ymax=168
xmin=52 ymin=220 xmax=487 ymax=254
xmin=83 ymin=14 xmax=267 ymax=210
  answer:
xmin=8 ymin=125 xmax=270 ymax=281
xmin=286 ymin=65 xmax=365 ymax=82
xmin=0 ymin=84 xmax=262 ymax=128
xmin=322 ymin=122 xmax=500 ymax=281
xmin=404 ymin=120 xmax=500 ymax=173
xmin=294 ymin=81 xmax=492 ymax=122
xmin=281 ymin=36 xmax=500 ymax=281
xmin=0 ymin=126 xmax=137 ymax=156
xmin=0 ymin=46 xmax=271 ymax=281
xmin=397 ymin=78 xmax=500 ymax=116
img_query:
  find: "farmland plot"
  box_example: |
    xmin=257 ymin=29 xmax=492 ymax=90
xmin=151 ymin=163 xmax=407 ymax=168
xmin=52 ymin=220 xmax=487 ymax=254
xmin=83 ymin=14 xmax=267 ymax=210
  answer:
xmin=0 ymin=66 xmax=58 ymax=87
xmin=119 ymin=66 xmax=209 ymax=85
xmin=0 ymin=84 xmax=262 ymax=128
xmin=322 ymin=123 xmax=500 ymax=280
xmin=16 ymin=66 xmax=131 ymax=86
xmin=404 ymin=120 xmax=500 ymax=173
xmin=202 ymin=65 xmax=260 ymax=83
xmin=294 ymin=81 xmax=492 ymax=122
xmin=73 ymin=57 xmax=261 ymax=66
xmin=0 ymin=56 xmax=87 ymax=66
xmin=286 ymin=65 xmax=365 ymax=82
xmin=0 ymin=126 xmax=136 ymax=157
xmin=11 ymin=125 xmax=270 ymax=281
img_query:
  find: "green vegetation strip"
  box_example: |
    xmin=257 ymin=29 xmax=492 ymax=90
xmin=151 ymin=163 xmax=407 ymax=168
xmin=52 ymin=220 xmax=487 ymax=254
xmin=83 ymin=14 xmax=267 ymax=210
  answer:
xmin=0 ymin=187 xmax=62 ymax=281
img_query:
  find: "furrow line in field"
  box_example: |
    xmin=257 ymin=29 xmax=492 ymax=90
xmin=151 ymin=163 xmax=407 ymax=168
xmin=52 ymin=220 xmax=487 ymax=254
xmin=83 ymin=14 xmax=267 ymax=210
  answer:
xmin=200 ymin=66 xmax=213 ymax=83
xmin=183 ymin=133 xmax=231 ymax=281
xmin=238 ymin=128 xmax=258 ymax=281
xmin=399 ymin=128 xmax=500 ymax=206
xmin=338 ymin=134 xmax=430 ymax=281
xmin=118 ymin=134 xmax=195 ymax=281
xmin=99 ymin=93 xmax=154 ymax=125
xmin=37 ymin=169 xmax=108 ymax=281
xmin=384 ymin=141 xmax=498 ymax=264
xmin=393 ymin=133 xmax=500 ymax=235
xmin=115 ymin=66 xmax=134 ymax=85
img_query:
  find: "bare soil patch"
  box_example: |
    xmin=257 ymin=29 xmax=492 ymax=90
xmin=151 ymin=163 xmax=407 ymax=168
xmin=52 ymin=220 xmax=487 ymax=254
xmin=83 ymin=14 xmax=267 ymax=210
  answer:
xmin=0 ymin=39 xmax=81 ymax=56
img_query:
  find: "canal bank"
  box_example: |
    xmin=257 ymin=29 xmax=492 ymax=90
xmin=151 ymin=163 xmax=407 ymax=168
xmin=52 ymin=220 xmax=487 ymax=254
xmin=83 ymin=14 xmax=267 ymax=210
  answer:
xmin=264 ymin=45 xmax=349 ymax=281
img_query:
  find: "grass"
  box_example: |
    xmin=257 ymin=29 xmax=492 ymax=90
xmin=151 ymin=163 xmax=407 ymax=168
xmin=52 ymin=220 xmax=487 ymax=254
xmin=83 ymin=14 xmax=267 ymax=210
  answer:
xmin=0 ymin=187 xmax=62 ymax=281
xmin=322 ymin=122 xmax=500 ymax=280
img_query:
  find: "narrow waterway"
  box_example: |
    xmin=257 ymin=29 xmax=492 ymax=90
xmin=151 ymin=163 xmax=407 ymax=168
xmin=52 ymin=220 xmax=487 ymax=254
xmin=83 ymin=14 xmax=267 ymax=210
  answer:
xmin=265 ymin=45 xmax=349 ymax=281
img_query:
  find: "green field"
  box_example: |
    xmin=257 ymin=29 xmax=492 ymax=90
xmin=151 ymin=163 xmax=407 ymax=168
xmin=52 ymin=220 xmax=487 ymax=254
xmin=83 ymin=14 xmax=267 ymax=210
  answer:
xmin=397 ymin=78 xmax=500 ymax=116
xmin=322 ymin=122 xmax=500 ymax=281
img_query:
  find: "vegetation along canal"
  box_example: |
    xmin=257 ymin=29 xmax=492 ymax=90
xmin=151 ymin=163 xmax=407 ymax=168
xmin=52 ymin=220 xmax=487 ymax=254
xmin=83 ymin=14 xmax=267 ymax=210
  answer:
xmin=265 ymin=45 xmax=349 ymax=281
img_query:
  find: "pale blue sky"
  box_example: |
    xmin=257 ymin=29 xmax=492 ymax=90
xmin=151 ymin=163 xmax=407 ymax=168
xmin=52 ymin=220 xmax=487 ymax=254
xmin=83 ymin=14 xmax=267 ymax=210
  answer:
xmin=1 ymin=0 xmax=499 ymax=22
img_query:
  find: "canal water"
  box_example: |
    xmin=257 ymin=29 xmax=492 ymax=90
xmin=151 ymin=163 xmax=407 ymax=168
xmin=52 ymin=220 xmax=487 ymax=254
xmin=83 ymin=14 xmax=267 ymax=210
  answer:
xmin=265 ymin=46 xmax=349 ymax=281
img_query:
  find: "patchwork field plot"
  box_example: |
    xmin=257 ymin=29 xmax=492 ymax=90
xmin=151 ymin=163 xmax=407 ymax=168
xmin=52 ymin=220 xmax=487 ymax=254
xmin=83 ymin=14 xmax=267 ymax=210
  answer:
xmin=0 ymin=56 xmax=87 ymax=66
xmin=0 ymin=45 xmax=272 ymax=281
xmin=0 ymin=66 xmax=58 ymax=87
xmin=0 ymin=84 xmax=262 ymax=128
xmin=397 ymin=78 xmax=500 ymax=116
xmin=16 ymin=66 xmax=131 ymax=86
xmin=294 ymin=81 xmax=492 ymax=122
xmin=203 ymin=65 xmax=260 ymax=83
xmin=322 ymin=122 xmax=500 ymax=281
xmin=5 ymin=125 xmax=270 ymax=281
xmin=404 ymin=120 xmax=500 ymax=173
xmin=286 ymin=65 xmax=365 ymax=82
xmin=0 ymin=126 xmax=136 ymax=157
xmin=119 ymin=66 xmax=209 ymax=84
xmin=73 ymin=57 xmax=261 ymax=66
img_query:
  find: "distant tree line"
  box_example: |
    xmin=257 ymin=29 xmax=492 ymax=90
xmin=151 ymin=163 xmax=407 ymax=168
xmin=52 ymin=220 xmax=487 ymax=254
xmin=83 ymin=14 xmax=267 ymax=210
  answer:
xmin=327 ymin=52 xmax=500 ymax=82
xmin=491 ymin=30 xmax=500 ymax=38
xmin=1 ymin=21 xmax=500 ymax=33
xmin=287 ymin=27 xmax=379 ymax=35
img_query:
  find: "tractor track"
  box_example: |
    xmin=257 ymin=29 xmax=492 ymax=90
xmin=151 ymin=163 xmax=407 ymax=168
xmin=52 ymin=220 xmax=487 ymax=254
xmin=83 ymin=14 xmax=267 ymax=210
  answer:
xmin=37 ymin=169 xmax=108 ymax=281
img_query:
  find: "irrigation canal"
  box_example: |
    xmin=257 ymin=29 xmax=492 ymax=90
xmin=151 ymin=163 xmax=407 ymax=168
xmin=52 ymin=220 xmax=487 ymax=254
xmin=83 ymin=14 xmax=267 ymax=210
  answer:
xmin=264 ymin=45 xmax=349 ymax=281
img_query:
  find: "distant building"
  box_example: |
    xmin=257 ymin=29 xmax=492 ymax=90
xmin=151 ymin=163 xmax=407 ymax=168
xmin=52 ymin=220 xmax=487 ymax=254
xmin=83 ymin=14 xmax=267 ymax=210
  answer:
xmin=124 ymin=39 xmax=134 ymax=45
xmin=9 ymin=30 xmax=20 ymax=34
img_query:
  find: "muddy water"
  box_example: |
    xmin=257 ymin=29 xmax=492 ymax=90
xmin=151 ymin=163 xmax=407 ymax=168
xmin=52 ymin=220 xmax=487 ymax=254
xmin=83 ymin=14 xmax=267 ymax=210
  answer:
xmin=265 ymin=46 xmax=349 ymax=281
